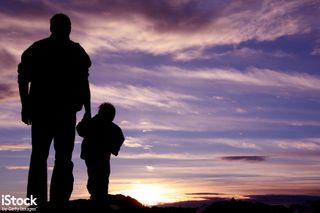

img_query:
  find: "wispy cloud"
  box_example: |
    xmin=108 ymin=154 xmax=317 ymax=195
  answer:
xmin=90 ymin=83 xmax=198 ymax=112
xmin=146 ymin=165 xmax=155 ymax=172
xmin=0 ymin=83 xmax=16 ymax=102
xmin=173 ymin=47 xmax=294 ymax=61
xmin=274 ymin=138 xmax=320 ymax=155
xmin=209 ymin=138 xmax=320 ymax=157
xmin=72 ymin=0 xmax=318 ymax=55
xmin=5 ymin=166 xmax=29 ymax=170
xmin=311 ymin=48 xmax=320 ymax=56
xmin=220 ymin=156 xmax=267 ymax=162
xmin=0 ymin=100 xmax=25 ymax=128
xmin=213 ymin=139 xmax=262 ymax=150
xmin=120 ymin=137 xmax=320 ymax=165
xmin=0 ymin=49 xmax=18 ymax=75
xmin=118 ymin=152 xmax=218 ymax=161
xmin=0 ymin=49 xmax=19 ymax=102
xmin=2 ymin=0 xmax=317 ymax=56
xmin=185 ymin=192 xmax=225 ymax=196
xmin=158 ymin=66 xmax=320 ymax=91
xmin=123 ymin=136 xmax=153 ymax=150
xmin=102 ymin=64 xmax=320 ymax=92
xmin=6 ymin=165 xmax=53 ymax=171
xmin=0 ymin=143 xmax=31 ymax=151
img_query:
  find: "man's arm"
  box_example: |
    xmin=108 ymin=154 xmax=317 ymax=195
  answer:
xmin=83 ymin=78 xmax=91 ymax=120
xmin=18 ymin=81 xmax=31 ymax=125
xmin=17 ymin=47 xmax=33 ymax=125
xmin=78 ymin=43 xmax=92 ymax=119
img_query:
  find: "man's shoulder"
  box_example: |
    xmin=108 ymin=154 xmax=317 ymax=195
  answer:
xmin=69 ymin=40 xmax=91 ymax=65
xmin=32 ymin=38 xmax=82 ymax=48
xmin=20 ymin=37 xmax=50 ymax=57
xmin=32 ymin=37 xmax=51 ymax=46
xmin=23 ymin=37 xmax=49 ymax=51
xmin=69 ymin=40 xmax=86 ymax=50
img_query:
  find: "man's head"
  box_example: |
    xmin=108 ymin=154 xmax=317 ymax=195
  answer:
xmin=98 ymin=103 xmax=116 ymax=122
xmin=50 ymin=13 xmax=71 ymax=39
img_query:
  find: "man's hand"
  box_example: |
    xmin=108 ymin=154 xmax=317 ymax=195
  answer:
xmin=21 ymin=107 xmax=31 ymax=125
xmin=83 ymin=111 xmax=91 ymax=120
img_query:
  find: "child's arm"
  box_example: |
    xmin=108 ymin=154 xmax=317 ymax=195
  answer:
xmin=111 ymin=127 xmax=125 ymax=156
xmin=76 ymin=118 xmax=90 ymax=138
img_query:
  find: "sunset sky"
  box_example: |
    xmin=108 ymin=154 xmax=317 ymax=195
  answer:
xmin=1 ymin=0 xmax=320 ymax=206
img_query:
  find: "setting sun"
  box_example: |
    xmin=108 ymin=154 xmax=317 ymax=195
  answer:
xmin=116 ymin=183 xmax=177 ymax=206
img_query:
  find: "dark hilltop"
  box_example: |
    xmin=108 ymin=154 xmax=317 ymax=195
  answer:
xmin=2 ymin=194 xmax=320 ymax=213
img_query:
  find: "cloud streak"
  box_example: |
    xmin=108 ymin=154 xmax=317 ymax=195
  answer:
xmin=72 ymin=0 xmax=318 ymax=55
xmin=220 ymin=156 xmax=267 ymax=162
xmin=0 ymin=83 xmax=16 ymax=102
xmin=2 ymin=0 xmax=317 ymax=56
xmin=6 ymin=165 xmax=53 ymax=171
xmin=96 ymin=64 xmax=320 ymax=92
xmin=157 ymin=66 xmax=320 ymax=91
xmin=0 ymin=143 xmax=31 ymax=151
xmin=90 ymin=83 xmax=198 ymax=112
xmin=5 ymin=166 xmax=29 ymax=170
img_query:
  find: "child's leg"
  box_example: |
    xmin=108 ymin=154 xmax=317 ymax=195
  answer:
xmin=101 ymin=159 xmax=110 ymax=195
xmin=85 ymin=158 xmax=110 ymax=201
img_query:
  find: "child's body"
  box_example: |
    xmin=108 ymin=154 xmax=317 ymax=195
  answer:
xmin=77 ymin=103 xmax=125 ymax=201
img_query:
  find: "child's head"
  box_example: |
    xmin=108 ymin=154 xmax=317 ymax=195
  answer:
xmin=98 ymin=102 xmax=116 ymax=122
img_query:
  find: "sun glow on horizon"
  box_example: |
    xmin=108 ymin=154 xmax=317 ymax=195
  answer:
xmin=114 ymin=183 xmax=178 ymax=206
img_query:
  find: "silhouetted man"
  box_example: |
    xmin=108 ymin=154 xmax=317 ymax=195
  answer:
xmin=17 ymin=13 xmax=91 ymax=206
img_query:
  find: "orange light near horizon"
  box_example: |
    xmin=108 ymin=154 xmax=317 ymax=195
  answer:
xmin=115 ymin=183 xmax=178 ymax=206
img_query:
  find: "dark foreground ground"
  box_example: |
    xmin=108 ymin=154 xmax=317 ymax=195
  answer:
xmin=1 ymin=194 xmax=320 ymax=213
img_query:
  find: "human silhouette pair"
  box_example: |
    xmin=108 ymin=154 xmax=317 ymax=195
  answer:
xmin=18 ymin=13 xmax=124 ymax=207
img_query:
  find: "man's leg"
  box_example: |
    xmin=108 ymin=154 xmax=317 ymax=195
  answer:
xmin=85 ymin=159 xmax=97 ymax=199
xmin=27 ymin=119 xmax=52 ymax=205
xmin=50 ymin=112 xmax=76 ymax=205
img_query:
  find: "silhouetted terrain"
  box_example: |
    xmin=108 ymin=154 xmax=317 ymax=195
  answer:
xmin=1 ymin=194 xmax=320 ymax=213
xmin=197 ymin=198 xmax=320 ymax=213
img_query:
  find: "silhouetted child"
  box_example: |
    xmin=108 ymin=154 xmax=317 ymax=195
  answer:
xmin=76 ymin=102 xmax=125 ymax=202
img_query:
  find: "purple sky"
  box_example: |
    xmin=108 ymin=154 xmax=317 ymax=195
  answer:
xmin=1 ymin=0 xmax=320 ymax=205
